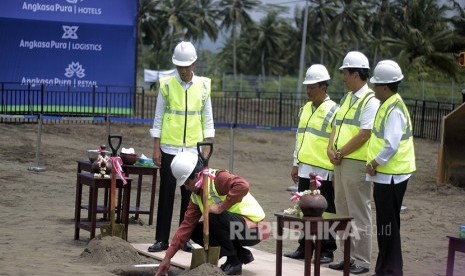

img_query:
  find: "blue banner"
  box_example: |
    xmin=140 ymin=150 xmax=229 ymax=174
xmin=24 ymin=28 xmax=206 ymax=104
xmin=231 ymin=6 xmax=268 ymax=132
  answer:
xmin=0 ymin=1 xmax=138 ymax=113
xmin=0 ymin=18 xmax=135 ymax=87
xmin=0 ymin=0 xmax=137 ymax=25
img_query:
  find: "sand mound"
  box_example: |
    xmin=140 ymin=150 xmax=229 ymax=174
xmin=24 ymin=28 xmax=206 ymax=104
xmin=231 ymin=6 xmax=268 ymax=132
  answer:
xmin=79 ymin=236 xmax=147 ymax=265
xmin=179 ymin=263 xmax=225 ymax=276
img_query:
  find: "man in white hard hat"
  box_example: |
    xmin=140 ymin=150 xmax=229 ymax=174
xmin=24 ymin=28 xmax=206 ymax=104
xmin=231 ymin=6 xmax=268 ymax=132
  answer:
xmin=327 ymin=51 xmax=380 ymax=274
xmin=148 ymin=41 xmax=215 ymax=253
xmin=366 ymin=60 xmax=415 ymax=276
xmin=284 ymin=64 xmax=338 ymax=264
xmin=155 ymin=152 xmax=270 ymax=276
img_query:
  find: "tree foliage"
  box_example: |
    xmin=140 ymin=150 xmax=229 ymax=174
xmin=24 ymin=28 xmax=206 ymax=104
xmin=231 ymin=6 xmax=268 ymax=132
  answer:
xmin=137 ymin=0 xmax=465 ymax=81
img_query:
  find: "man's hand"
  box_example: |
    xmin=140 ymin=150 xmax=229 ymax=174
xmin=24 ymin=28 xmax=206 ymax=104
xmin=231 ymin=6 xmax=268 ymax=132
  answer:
xmin=153 ymin=147 xmax=161 ymax=168
xmin=155 ymin=258 xmax=170 ymax=276
xmin=365 ymin=161 xmax=377 ymax=176
xmin=291 ymin=166 xmax=298 ymax=184
xmin=327 ymin=148 xmax=342 ymax=165
xmin=209 ymin=203 xmax=223 ymax=214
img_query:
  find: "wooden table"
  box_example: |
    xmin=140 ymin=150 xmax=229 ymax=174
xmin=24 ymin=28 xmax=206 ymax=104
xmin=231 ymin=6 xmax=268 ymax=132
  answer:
xmin=275 ymin=212 xmax=353 ymax=276
xmin=77 ymin=160 xmax=158 ymax=225
xmin=74 ymin=172 xmax=132 ymax=240
xmin=446 ymin=235 xmax=465 ymax=276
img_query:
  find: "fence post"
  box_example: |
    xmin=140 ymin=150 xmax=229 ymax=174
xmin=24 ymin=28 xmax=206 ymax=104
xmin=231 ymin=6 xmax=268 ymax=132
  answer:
xmin=0 ymin=82 xmax=3 ymax=115
xmin=278 ymin=92 xmax=283 ymax=127
xmin=28 ymin=114 xmax=46 ymax=172
xmin=435 ymin=102 xmax=440 ymax=140
xmin=141 ymin=87 xmax=145 ymax=119
xmin=92 ymin=85 xmax=96 ymax=115
xmin=40 ymin=83 xmax=44 ymax=114
xmin=420 ymin=100 xmax=426 ymax=138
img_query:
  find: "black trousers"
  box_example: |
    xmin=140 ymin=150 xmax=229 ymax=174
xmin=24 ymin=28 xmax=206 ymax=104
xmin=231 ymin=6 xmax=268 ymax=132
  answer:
xmin=190 ymin=211 xmax=261 ymax=258
xmin=154 ymin=151 xmax=191 ymax=243
xmin=297 ymin=177 xmax=337 ymax=256
xmin=373 ymin=179 xmax=408 ymax=276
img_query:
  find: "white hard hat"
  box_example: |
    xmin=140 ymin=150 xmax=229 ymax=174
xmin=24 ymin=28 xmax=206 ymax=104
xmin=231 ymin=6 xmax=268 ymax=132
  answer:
xmin=303 ymin=64 xmax=331 ymax=84
xmin=172 ymin=41 xmax=197 ymax=66
xmin=171 ymin=151 xmax=199 ymax=186
xmin=339 ymin=51 xmax=370 ymax=69
xmin=370 ymin=60 xmax=404 ymax=84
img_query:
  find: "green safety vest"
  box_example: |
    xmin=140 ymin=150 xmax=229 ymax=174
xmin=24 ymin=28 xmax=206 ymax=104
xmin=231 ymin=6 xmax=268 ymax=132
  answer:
xmin=367 ymin=94 xmax=416 ymax=174
xmin=334 ymin=89 xmax=375 ymax=161
xmin=296 ymin=100 xmax=338 ymax=170
xmin=159 ymin=76 xmax=211 ymax=147
xmin=191 ymin=169 xmax=266 ymax=223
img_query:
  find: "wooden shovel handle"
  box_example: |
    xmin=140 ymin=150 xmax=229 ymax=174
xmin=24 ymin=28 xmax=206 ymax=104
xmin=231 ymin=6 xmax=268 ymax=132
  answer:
xmin=197 ymin=141 xmax=213 ymax=250
xmin=202 ymin=170 xmax=209 ymax=250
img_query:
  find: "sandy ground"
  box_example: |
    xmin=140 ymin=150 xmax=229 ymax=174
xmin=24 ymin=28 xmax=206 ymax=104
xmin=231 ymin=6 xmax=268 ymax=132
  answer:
xmin=0 ymin=122 xmax=464 ymax=276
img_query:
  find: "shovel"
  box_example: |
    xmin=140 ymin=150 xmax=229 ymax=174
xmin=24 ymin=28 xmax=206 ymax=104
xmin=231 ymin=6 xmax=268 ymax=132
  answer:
xmin=190 ymin=141 xmax=221 ymax=269
xmin=100 ymin=134 xmax=126 ymax=240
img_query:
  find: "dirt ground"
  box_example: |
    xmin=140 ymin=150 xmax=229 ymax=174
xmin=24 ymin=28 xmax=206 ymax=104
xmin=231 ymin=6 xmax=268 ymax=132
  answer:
xmin=0 ymin=122 xmax=464 ymax=276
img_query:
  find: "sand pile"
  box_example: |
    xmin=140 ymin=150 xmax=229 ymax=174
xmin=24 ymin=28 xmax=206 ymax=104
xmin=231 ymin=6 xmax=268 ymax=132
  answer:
xmin=79 ymin=236 xmax=147 ymax=265
xmin=179 ymin=263 xmax=225 ymax=276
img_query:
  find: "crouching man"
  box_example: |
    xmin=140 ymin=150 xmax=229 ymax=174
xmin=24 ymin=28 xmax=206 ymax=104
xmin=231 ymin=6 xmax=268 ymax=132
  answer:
xmin=155 ymin=151 xmax=270 ymax=276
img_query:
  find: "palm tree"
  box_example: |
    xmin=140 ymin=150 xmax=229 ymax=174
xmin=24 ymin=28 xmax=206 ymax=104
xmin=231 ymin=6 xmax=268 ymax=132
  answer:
xmin=329 ymin=0 xmax=370 ymax=51
xmin=306 ymin=0 xmax=339 ymax=64
xmin=364 ymin=0 xmax=396 ymax=65
xmin=382 ymin=0 xmax=465 ymax=79
xmin=192 ymin=0 xmax=221 ymax=46
xmin=244 ymin=11 xmax=291 ymax=76
xmin=218 ymin=0 xmax=262 ymax=80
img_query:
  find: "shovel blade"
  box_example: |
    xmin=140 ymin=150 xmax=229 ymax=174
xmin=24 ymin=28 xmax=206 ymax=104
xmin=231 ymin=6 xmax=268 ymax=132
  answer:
xmin=100 ymin=223 xmax=126 ymax=240
xmin=190 ymin=244 xmax=221 ymax=269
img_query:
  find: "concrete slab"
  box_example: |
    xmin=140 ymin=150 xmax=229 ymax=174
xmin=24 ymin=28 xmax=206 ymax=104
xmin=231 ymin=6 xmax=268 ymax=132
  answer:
xmin=132 ymin=243 xmax=342 ymax=275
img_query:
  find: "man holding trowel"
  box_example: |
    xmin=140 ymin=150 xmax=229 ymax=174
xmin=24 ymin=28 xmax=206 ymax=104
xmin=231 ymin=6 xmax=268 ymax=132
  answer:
xmin=155 ymin=151 xmax=270 ymax=276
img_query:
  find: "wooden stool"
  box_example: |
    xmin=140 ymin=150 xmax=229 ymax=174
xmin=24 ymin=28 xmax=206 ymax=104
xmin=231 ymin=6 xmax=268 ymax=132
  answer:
xmin=275 ymin=212 xmax=353 ymax=276
xmin=74 ymin=172 xmax=132 ymax=240
xmin=446 ymin=235 xmax=465 ymax=276
xmin=77 ymin=160 xmax=158 ymax=225
xmin=122 ymin=164 xmax=158 ymax=225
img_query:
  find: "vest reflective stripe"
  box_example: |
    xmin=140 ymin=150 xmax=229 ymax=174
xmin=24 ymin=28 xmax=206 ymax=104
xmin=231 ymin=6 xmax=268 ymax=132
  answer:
xmin=334 ymin=90 xmax=374 ymax=161
xmin=368 ymin=94 xmax=416 ymax=174
xmin=191 ymin=169 xmax=266 ymax=223
xmin=372 ymin=99 xmax=413 ymax=141
xmin=159 ymin=76 xmax=211 ymax=147
xmin=296 ymin=100 xmax=338 ymax=170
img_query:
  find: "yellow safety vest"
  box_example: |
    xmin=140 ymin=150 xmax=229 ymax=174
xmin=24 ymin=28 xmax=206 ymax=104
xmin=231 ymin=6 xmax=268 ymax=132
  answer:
xmin=159 ymin=76 xmax=211 ymax=147
xmin=191 ymin=170 xmax=266 ymax=223
xmin=334 ymin=89 xmax=375 ymax=161
xmin=367 ymin=94 xmax=416 ymax=174
xmin=296 ymin=100 xmax=338 ymax=170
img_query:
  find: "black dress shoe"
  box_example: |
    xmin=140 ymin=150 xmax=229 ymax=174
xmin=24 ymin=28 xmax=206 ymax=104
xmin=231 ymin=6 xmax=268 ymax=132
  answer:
xmin=329 ymin=261 xmax=368 ymax=274
xmin=329 ymin=261 xmax=345 ymax=270
xmin=147 ymin=241 xmax=168 ymax=252
xmin=222 ymin=263 xmax=242 ymax=275
xmin=220 ymin=261 xmax=229 ymax=271
xmin=350 ymin=264 xmax=369 ymax=274
xmin=284 ymin=248 xmax=305 ymax=259
xmin=319 ymin=255 xmax=333 ymax=264
xmin=238 ymin=249 xmax=254 ymax=264
xmin=182 ymin=241 xmax=193 ymax=253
